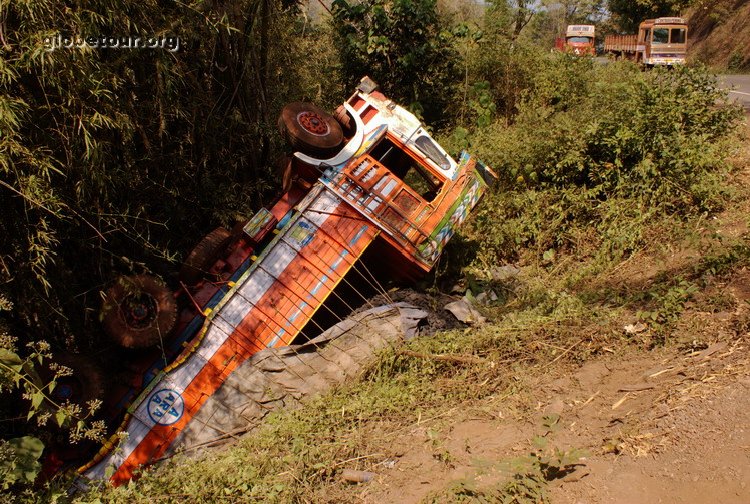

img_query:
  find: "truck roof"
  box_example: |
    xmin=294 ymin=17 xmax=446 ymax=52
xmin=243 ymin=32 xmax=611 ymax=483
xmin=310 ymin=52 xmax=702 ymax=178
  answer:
xmin=641 ymin=17 xmax=687 ymax=28
xmin=654 ymin=17 xmax=686 ymax=25
xmin=566 ymin=24 xmax=595 ymax=37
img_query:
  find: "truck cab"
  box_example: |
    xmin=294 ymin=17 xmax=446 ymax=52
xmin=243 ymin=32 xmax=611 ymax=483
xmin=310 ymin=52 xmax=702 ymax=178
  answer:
xmin=556 ymin=24 xmax=596 ymax=56
xmin=637 ymin=17 xmax=688 ymax=66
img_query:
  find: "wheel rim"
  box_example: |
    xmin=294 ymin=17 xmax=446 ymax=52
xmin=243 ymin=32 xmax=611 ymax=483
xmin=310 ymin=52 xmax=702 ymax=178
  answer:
xmin=296 ymin=111 xmax=331 ymax=136
xmin=121 ymin=293 xmax=158 ymax=329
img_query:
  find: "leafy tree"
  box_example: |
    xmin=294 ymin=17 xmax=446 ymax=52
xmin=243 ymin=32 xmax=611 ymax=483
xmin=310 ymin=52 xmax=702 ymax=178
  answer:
xmin=331 ymin=0 xmax=459 ymax=126
xmin=528 ymin=0 xmax=606 ymax=48
xmin=0 ymin=0 xmax=341 ymax=486
xmin=509 ymin=0 xmax=536 ymax=39
xmin=456 ymin=1 xmax=542 ymax=123
xmin=608 ymin=0 xmax=695 ymax=32
xmin=0 ymin=0 xmax=319 ymax=349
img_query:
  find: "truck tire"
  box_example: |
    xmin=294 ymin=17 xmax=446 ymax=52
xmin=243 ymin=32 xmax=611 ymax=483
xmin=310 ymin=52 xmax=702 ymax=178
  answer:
xmin=333 ymin=104 xmax=355 ymax=136
xmin=278 ymin=102 xmax=343 ymax=156
xmin=277 ymin=154 xmax=295 ymax=192
xmin=41 ymin=352 xmax=106 ymax=413
xmin=179 ymin=227 xmax=232 ymax=285
xmin=102 ymin=274 xmax=177 ymax=348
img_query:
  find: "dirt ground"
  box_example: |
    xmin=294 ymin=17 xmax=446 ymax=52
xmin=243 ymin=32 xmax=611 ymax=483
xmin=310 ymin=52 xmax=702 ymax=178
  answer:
xmin=346 ymin=123 xmax=750 ymax=504
xmin=358 ymin=281 xmax=750 ymax=504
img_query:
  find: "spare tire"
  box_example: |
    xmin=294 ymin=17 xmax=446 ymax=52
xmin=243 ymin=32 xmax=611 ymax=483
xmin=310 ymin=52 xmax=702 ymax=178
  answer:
xmin=277 ymin=154 xmax=295 ymax=192
xmin=278 ymin=102 xmax=343 ymax=156
xmin=333 ymin=104 xmax=355 ymax=136
xmin=102 ymin=274 xmax=177 ymax=349
xmin=179 ymin=227 xmax=232 ymax=285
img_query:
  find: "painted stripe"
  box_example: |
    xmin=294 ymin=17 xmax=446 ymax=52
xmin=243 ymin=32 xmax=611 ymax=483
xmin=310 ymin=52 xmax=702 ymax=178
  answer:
xmin=350 ymin=225 xmax=369 ymax=245
xmin=267 ymin=328 xmax=285 ymax=348
xmin=288 ymin=309 xmax=302 ymax=324
xmin=309 ymin=275 xmax=329 ymax=296
xmin=328 ymin=249 xmax=350 ymax=273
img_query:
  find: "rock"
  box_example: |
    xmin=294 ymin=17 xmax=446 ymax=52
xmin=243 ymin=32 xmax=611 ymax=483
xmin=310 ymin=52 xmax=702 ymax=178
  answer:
xmin=341 ymin=469 xmax=376 ymax=483
xmin=444 ymin=298 xmax=486 ymax=325
xmin=562 ymin=466 xmax=590 ymax=483
xmin=474 ymin=290 xmax=499 ymax=305
xmin=624 ymin=322 xmax=647 ymax=334
xmin=490 ymin=265 xmax=521 ymax=282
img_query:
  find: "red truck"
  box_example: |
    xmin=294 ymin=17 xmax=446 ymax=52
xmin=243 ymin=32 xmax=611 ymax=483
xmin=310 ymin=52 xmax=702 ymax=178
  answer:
xmin=555 ymin=24 xmax=596 ymax=56
xmin=604 ymin=17 xmax=688 ymax=67
xmin=41 ymin=76 xmax=496 ymax=486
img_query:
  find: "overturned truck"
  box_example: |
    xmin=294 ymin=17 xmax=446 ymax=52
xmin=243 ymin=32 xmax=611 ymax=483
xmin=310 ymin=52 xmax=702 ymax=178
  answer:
xmin=51 ymin=77 xmax=495 ymax=486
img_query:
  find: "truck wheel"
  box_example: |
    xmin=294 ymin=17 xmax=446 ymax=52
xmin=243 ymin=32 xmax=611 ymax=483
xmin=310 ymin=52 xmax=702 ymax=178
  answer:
xmin=179 ymin=227 xmax=232 ymax=285
xmin=278 ymin=102 xmax=343 ymax=156
xmin=102 ymin=274 xmax=177 ymax=348
xmin=44 ymin=352 xmax=106 ymax=412
xmin=333 ymin=104 xmax=355 ymax=136
xmin=277 ymin=154 xmax=295 ymax=192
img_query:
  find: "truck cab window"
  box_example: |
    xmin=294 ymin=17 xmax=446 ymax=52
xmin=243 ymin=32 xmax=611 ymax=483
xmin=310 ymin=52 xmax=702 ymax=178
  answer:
xmin=371 ymin=138 xmax=443 ymax=202
xmin=652 ymin=28 xmax=669 ymax=44
xmin=414 ymin=135 xmax=451 ymax=171
xmin=670 ymin=28 xmax=686 ymax=44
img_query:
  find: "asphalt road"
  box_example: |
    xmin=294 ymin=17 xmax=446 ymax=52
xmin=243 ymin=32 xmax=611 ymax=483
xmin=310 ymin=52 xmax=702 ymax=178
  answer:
xmin=720 ymin=74 xmax=750 ymax=112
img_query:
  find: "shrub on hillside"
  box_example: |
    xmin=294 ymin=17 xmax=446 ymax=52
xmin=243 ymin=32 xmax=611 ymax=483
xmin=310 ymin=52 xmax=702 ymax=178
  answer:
xmin=448 ymin=57 xmax=744 ymax=265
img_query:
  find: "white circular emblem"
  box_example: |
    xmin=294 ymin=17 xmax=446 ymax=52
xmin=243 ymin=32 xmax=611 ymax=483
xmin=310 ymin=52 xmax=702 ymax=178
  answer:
xmin=147 ymin=388 xmax=185 ymax=425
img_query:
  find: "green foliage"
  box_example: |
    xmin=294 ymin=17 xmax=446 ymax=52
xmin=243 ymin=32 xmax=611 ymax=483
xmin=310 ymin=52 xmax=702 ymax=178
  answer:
xmin=728 ymin=51 xmax=747 ymax=72
xmin=636 ymin=279 xmax=699 ymax=337
xmin=461 ymin=15 xmax=545 ymax=121
xmin=0 ymin=341 xmax=104 ymax=438
xmin=0 ymin=0 xmax=340 ymax=350
xmin=468 ymin=81 xmax=497 ymax=128
xmin=451 ymin=56 xmax=743 ymax=266
xmin=0 ymin=437 xmax=44 ymax=490
xmin=331 ymin=0 xmax=459 ymax=125
xmin=607 ymin=0 xmax=695 ymax=32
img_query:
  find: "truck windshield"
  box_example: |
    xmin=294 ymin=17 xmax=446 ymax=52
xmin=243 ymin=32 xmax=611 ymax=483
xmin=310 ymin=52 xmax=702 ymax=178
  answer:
xmin=652 ymin=28 xmax=669 ymax=44
xmin=567 ymin=36 xmax=592 ymax=44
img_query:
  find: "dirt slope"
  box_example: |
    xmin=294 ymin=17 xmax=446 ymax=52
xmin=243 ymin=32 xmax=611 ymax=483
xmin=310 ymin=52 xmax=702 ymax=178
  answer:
xmin=688 ymin=0 xmax=750 ymax=70
xmin=362 ymin=303 xmax=750 ymax=503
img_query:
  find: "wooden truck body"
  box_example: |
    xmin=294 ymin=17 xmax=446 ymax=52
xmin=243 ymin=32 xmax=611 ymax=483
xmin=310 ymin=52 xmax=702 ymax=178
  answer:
xmin=604 ymin=17 xmax=688 ymax=66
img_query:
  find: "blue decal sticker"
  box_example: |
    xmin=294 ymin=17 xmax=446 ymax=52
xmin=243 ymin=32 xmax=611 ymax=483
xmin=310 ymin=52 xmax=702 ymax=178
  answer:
xmin=147 ymin=388 xmax=185 ymax=425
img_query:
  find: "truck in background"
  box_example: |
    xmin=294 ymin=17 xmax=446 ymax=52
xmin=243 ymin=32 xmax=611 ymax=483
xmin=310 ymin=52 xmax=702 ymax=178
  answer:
xmin=604 ymin=17 xmax=688 ymax=67
xmin=555 ymin=24 xmax=596 ymax=56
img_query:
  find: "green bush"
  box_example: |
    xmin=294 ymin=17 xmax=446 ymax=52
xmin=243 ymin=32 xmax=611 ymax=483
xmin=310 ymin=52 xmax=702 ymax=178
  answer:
xmin=449 ymin=56 xmax=744 ymax=265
